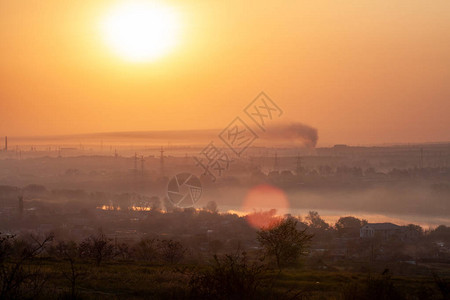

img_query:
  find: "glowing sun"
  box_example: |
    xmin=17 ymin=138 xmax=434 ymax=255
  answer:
xmin=100 ymin=1 xmax=181 ymax=62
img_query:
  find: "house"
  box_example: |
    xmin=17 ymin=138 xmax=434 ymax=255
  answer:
xmin=360 ymin=223 xmax=402 ymax=239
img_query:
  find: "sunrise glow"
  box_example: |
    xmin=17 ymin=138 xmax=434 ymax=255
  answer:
xmin=100 ymin=1 xmax=181 ymax=62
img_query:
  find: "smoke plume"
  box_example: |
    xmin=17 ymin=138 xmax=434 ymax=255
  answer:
xmin=263 ymin=122 xmax=319 ymax=148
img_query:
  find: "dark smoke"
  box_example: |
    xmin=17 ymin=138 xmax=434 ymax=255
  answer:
xmin=9 ymin=123 xmax=318 ymax=148
xmin=263 ymin=122 xmax=319 ymax=148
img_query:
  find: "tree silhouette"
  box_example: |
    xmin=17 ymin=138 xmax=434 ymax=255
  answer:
xmin=257 ymin=218 xmax=313 ymax=270
xmin=79 ymin=232 xmax=113 ymax=266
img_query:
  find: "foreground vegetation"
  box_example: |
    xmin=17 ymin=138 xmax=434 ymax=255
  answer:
xmin=1 ymin=218 xmax=449 ymax=300
xmin=1 ymin=256 xmax=449 ymax=299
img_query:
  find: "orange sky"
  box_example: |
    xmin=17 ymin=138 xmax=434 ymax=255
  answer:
xmin=1 ymin=0 xmax=450 ymax=146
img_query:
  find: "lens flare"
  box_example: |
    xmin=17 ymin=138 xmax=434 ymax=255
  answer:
xmin=242 ymin=184 xmax=290 ymax=229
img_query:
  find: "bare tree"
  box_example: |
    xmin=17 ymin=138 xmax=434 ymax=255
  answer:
xmin=157 ymin=240 xmax=186 ymax=264
xmin=79 ymin=232 xmax=113 ymax=266
xmin=0 ymin=233 xmax=53 ymax=299
xmin=257 ymin=218 xmax=313 ymax=270
xmin=189 ymin=251 xmax=267 ymax=300
xmin=133 ymin=238 xmax=158 ymax=262
xmin=56 ymin=241 xmax=86 ymax=300
xmin=115 ymin=242 xmax=131 ymax=260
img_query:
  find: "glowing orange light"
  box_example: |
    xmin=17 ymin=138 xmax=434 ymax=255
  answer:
xmin=100 ymin=1 xmax=181 ymax=62
xmin=241 ymin=184 xmax=290 ymax=229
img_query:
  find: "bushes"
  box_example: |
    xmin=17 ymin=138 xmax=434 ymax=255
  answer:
xmin=340 ymin=269 xmax=405 ymax=300
xmin=188 ymin=251 xmax=311 ymax=300
xmin=433 ymin=273 xmax=450 ymax=300
xmin=50 ymin=240 xmax=87 ymax=300
xmin=79 ymin=232 xmax=114 ymax=266
xmin=132 ymin=238 xmax=186 ymax=264
xmin=189 ymin=251 xmax=267 ymax=300
xmin=70 ymin=232 xmax=188 ymax=266
xmin=188 ymin=217 xmax=315 ymax=299
xmin=133 ymin=238 xmax=159 ymax=261
xmin=1 ymin=230 xmax=448 ymax=299
xmin=158 ymin=240 xmax=187 ymax=265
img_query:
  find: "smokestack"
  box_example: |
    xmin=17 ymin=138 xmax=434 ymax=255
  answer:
xmin=4 ymin=136 xmax=7 ymax=151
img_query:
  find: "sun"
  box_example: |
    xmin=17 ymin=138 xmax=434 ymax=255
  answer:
xmin=100 ymin=1 xmax=181 ymax=62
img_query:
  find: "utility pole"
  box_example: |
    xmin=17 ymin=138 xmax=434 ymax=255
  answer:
xmin=420 ymin=148 xmax=424 ymax=169
xmin=140 ymin=155 xmax=145 ymax=176
xmin=160 ymin=146 xmax=165 ymax=176
xmin=273 ymin=151 xmax=278 ymax=171
xmin=18 ymin=195 xmax=23 ymax=218
xmin=296 ymin=154 xmax=302 ymax=175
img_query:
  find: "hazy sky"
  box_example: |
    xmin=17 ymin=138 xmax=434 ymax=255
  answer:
xmin=1 ymin=0 xmax=450 ymax=146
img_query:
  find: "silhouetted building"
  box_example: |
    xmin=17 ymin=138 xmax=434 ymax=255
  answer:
xmin=360 ymin=223 xmax=401 ymax=239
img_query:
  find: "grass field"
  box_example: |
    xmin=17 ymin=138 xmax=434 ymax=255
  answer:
xmin=13 ymin=257 xmax=448 ymax=300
